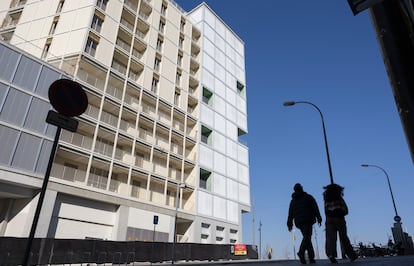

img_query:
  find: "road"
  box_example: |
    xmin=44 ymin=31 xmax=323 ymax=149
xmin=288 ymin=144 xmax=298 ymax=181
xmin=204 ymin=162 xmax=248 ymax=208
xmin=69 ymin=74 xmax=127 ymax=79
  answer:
xmin=171 ymin=256 xmax=414 ymax=266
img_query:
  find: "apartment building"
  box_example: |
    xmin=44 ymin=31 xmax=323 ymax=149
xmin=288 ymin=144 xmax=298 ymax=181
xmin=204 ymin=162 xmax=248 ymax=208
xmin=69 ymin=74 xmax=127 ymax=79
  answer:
xmin=0 ymin=0 xmax=249 ymax=244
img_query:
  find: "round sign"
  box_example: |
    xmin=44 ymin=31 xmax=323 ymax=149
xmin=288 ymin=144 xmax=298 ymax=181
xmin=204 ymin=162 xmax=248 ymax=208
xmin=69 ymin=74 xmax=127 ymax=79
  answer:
xmin=394 ymin=215 xmax=401 ymax=222
xmin=48 ymin=79 xmax=88 ymax=117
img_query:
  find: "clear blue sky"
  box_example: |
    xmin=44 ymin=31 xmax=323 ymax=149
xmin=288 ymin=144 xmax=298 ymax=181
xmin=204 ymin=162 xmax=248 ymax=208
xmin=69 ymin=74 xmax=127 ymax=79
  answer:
xmin=175 ymin=0 xmax=414 ymax=259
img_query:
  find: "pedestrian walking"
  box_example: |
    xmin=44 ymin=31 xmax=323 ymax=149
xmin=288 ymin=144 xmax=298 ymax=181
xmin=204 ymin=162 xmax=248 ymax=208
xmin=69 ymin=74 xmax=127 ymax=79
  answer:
xmin=287 ymin=183 xmax=322 ymax=264
xmin=323 ymin=183 xmax=357 ymax=263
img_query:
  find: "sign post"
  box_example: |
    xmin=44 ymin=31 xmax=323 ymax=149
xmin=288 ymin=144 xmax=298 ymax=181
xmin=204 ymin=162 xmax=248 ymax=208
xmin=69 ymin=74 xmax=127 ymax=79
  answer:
xmin=22 ymin=79 xmax=87 ymax=266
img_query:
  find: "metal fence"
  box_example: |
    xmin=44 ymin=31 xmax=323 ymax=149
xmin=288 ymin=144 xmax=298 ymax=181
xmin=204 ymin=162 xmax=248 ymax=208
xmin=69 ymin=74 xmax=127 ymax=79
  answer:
xmin=0 ymin=237 xmax=258 ymax=265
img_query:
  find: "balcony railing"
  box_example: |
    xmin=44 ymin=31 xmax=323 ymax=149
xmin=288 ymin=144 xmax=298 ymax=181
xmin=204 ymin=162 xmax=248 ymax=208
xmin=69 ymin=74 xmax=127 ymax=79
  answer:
xmin=77 ymin=68 xmax=105 ymax=89
xmin=120 ymin=18 xmax=134 ymax=32
xmin=60 ymin=130 xmax=93 ymax=150
xmin=87 ymin=173 xmax=108 ymax=190
xmin=51 ymin=163 xmax=87 ymax=183
xmin=116 ymin=38 xmax=131 ymax=53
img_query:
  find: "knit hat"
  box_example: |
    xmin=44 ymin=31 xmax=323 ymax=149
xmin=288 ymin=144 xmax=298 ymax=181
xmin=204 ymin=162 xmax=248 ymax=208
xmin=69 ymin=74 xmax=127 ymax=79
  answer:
xmin=294 ymin=183 xmax=303 ymax=192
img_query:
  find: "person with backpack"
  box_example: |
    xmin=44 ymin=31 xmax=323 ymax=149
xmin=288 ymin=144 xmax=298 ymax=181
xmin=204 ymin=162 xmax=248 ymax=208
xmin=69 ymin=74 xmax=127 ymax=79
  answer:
xmin=323 ymin=183 xmax=357 ymax=263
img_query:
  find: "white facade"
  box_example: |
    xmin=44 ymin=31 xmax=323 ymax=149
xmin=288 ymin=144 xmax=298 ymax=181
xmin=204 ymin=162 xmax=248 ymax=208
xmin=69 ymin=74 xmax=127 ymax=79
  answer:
xmin=0 ymin=0 xmax=249 ymax=244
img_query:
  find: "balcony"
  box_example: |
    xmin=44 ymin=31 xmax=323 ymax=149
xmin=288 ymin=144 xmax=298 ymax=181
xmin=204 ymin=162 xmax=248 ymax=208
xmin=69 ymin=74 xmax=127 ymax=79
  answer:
xmin=124 ymin=0 xmax=138 ymax=13
xmin=51 ymin=163 xmax=87 ymax=183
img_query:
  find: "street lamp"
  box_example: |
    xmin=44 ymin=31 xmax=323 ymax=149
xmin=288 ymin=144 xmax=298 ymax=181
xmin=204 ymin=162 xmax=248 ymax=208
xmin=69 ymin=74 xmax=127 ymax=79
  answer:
xmin=360 ymin=164 xmax=401 ymax=223
xmin=172 ymin=182 xmax=187 ymax=264
xmin=283 ymin=101 xmax=334 ymax=184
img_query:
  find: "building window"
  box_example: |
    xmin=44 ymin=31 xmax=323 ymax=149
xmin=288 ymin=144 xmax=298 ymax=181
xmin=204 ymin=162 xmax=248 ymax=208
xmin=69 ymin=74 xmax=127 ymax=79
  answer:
xmin=85 ymin=37 xmax=98 ymax=56
xmin=56 ymin=0 xmax=64 ymax=12
xmin=237 ymin=81 xmax=245 ymax=97
xmin=154 ymin=57 xmax=161 ymax=72
xmin=96 ymin=0 xmax=108 ymax=10
xmin=49 ymin=19 xmax=58 ymax=35
xmin=151 ymin=77 xmax=158 ymax=93
xmin=161 ymin=3 xmax=167 ymax=16
xmin=158 ymin=20 xmax=165 ymax=33
xmin=177 ymin=53 xmax=182 ymax=67
xmin=180 ymin=19 xmax=185 ymax=31
xmin=175 ymin=72 xmax=181 ymax=86
xmin=202 ymin=87 xmax=213 ymax=106
xmin=179 ymin=36 xmax=184 ymax=49
xmin=91 ymin=14 xmax=103 ymax=33
xmin=156 ymin=38 xmax=163 ymax=52
xmin=200 ymin=168 xmax=211 ymax=191
xmin=41 ymin=43 xmax=51 ymax=59
xmin=174 ymin=90 xmax=180 ymax=106
xmin=201 ymin=125 xmax=212 ymax=145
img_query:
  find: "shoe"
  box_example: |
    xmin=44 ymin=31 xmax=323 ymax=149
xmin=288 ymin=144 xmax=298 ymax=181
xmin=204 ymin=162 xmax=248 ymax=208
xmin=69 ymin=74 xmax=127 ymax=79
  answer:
xmin=297 ymin=252 xmax=306 ymax=264
xmin=349 ymin=254 xmax=358 ymax=262
xmin=309 ymin=258 xmax=316 ymax=263
xmin=329 ymin=256 xmax=338 ymax=263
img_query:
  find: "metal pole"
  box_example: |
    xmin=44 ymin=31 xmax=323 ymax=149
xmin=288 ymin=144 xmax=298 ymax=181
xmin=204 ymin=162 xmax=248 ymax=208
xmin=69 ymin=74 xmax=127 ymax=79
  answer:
xmin=172 ymin=183 xmax=182 ymax=264
xmin=22 ymin=126 xmax=61 ymax=266
xmin=362 ymin=164 xmax=399 ymax=217
xmin=284 ymin=101 xmax=334 ymax=184
xmin=258 ymin=221 xmax=262 ymax=259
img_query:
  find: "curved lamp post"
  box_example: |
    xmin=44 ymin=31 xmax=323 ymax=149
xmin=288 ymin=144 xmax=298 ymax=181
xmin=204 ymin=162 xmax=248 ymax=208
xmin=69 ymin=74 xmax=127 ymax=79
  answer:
xmin=361 ymin=164 xmax=401 ymax=223
xmin=283 ymin=101 xmax=334 ymax=184
xmin=172 ymin=182 xmax=187 ymax=264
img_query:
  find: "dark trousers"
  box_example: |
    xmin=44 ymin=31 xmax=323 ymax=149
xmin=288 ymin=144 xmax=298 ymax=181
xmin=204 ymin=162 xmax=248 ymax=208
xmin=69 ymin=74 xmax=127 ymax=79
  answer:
xmin=325 ymin=216 xmax=356 ymax=258
xmin=298 ymin=223 xmax=315 ymax=259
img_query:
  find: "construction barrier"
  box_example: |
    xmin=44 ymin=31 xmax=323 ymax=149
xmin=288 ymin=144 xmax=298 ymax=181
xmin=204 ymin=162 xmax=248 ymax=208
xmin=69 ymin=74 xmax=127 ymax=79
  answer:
xmin=0 ymin=237 xmax=258 ymax=265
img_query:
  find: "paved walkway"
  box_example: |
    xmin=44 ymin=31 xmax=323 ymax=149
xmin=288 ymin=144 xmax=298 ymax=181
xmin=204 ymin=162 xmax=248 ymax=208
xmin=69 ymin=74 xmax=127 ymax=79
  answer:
xmin=166 ymin=256 xmax=414 ymax=266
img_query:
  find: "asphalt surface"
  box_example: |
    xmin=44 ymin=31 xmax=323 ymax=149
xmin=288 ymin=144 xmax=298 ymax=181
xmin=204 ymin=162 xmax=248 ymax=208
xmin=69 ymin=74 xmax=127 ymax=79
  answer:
xmin=167 ymin=256 xmax=414 ymax=266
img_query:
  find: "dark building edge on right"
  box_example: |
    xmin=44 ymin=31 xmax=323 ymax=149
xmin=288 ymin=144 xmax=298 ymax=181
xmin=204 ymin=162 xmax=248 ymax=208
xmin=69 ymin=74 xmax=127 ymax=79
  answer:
xmin=369 ymin=0 xmax=414 ymax=163
xmin=348 ymin=0 xmax=414 ymax=254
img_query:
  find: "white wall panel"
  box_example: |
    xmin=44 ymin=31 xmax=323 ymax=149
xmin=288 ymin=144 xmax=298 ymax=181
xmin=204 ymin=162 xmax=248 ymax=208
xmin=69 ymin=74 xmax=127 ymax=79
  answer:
xmin=214 ymin=112 xmax=226 ymax=135
xmin=213 ymin=196 xmax=226 ymax=219
xmin=199 ymin=145 xmax=213 ymax=169
xmin=198 ymin=191 xmax=213 ymax=216
xmin=58 ymin=202 xmax=115 ymax=226
xmin=213 ymin=151 xmax=226 ymax=175
xmin=204 ymin=38 xmax=215 ymax=57
xmin=215 ymin=47 xmax=225 ymax=67
xmin=236 ymin=95 xmax=246 ymax=113
xmin=54 ymin=219 xmax=113 ymax=239
xmin=203 ymin=52 xmax=215 ymax=74
xmin=215 ymin=34 xmax=225 ymax=52
xmin=226 ymin=158 xmax=238 ymax=180
xmin=202 ymin=68 xmax=214 ymax=90
xmin=213 ymin=173 xmax=226 ymax=196
xmin=238 ymin=183 xmax=250 ymax=205
xmin=226 ymin=139 xmax=237 ymax=159
xmin=214 ymin=95 xmax=226 ymax=116
xmin=237 ymin=144 xmax=249 ymax=165
xmin=237 ymin=110 xmax=247 ymax=130
xmin=226 ymin=105 xmax=237 ymax=124
xmin=226 ymin=72 xmax=236 ymax=90
xmin=226 ymin=89 xmax=236 ymax=106
xmin=213 ymin=131 xmax=226 ymax=154
xmin=227 ymin=179 xmax=238 ymax=201
xmin=128 ymin=207 xmax=170 ymax=232
xmin=201 ymin=104 xmax=214 ymax=128
xmin=214 ymin=78 xmax=226 ymax=99
xmin=227 ymin=200 xmax=238 ymax=223
xmin=203 ymin=24 xmax=215 ymax=42
xmin=204 ymin=8 xmax=216 ymax=28
xmin=238 ymin=163 xmax=249 ymax=184
xmin=215 ymin=62 xmax=225 ymax=83
xmin=226 ymin=120 xmax=237 ymax=141
xmin=215 ymin=19 xmax=226 ymax=38
xmin=226 ymin=57 xmax=236 ymax=76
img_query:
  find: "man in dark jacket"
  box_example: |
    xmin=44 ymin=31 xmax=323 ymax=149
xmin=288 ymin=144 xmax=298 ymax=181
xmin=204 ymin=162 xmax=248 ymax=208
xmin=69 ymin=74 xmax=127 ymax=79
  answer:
xmin=287 ymin=183 xmax=322 ymax=264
